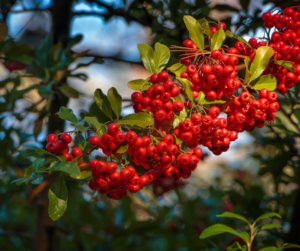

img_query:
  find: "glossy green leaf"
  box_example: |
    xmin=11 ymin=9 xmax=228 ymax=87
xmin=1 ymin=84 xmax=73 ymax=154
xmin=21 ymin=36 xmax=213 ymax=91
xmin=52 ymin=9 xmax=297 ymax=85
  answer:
xmin=200 ymin=224 xmax=249 ymax=243
xmin=127 ymin=79 xmax=151 ymax=91
xmin=32 ymin=158 xmax=44 ymax=173
xmin=137 ymin=44 xmax=155 ymax=73
xmin=258 ymin=247 xmax=277 ymax=251
xmin=58 ymin=85 xmax=80 ymax=98
xmin=198 ymin=18 xmax=211 ymax=36
xmin=107 ymin=87 xmax=122 ymax=118
xmin=254 ymin=212 xmax=281 ymax=223
xmin=274 ymin=60 xmax=294 ymax=72
xmin=56 ymin=161 xmax=80 ymax=177
xmin=261 ymin=224 xmax=282 ymax=230
xmin=225 ymin=30 xmax=250 ymax=47
xmin=48 ymin=175 xmax=68 ymax=221
xmin=251 ymin=74 xmax=277 ymax=91
xmin=217 ymin=212 xmax=250 ymax=225
xmin=244 ymin=57 xmax=251 ymax=84
xmin=249 ymin=46 xmax=274 ymax=82
xmin=211 ymin=24 xmax=226 ymax=51
xmin=183 ymin=15 xmax=204 ymax=50
xmin=94 ymin=88 xmax=112 ymax=119
xmin=84 ymin=116 xmax=106 ymax=137
xmin=177 ymin=77 xmax=193 ymax=102
xmin=70 ymin=171 xmax=92 ymax=180
xmin=153 ymin=42 xmax=170 ymax=73
xmin=198 ymin=91 xmax=226 ymax=105
xmin=119 ymin=112 xmax=154 ymax=127
xmin=57 ymin=106 xmax=78 ymax=124
xmin=167 ymin=63 xmax=187 ymax=77
xmin=116 ymin=143 xmax=129 ymax=154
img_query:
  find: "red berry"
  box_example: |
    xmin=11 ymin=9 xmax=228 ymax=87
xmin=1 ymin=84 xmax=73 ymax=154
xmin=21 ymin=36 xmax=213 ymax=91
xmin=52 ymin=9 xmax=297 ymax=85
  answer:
xmin=61 ymin=133 xmax=72 ymax=144
xmin=72 ymin=147 xmax=82 ymax=157
xmin=47 ymin=133 xmax=58 ymax=143
xmin=89 ymin=135 xmax=100 ymax=145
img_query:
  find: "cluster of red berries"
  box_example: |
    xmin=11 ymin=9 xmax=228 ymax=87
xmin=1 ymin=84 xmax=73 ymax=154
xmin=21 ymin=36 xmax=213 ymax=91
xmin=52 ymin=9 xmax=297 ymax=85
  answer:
xmin=131 ymin=71 xmax=183 ymax=121
xmin=46 ymin=133 xmax=82 ymax=161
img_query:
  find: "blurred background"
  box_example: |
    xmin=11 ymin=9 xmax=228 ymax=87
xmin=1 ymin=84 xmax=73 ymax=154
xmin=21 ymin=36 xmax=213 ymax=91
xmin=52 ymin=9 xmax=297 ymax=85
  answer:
xmin=1 ymin=0 xmax=300 ymax=250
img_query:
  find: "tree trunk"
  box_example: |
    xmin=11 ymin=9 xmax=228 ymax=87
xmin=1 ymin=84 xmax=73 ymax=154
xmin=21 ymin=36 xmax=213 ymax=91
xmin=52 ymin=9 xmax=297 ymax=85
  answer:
xmin=33 ymin=1 xmax=73 ymax=250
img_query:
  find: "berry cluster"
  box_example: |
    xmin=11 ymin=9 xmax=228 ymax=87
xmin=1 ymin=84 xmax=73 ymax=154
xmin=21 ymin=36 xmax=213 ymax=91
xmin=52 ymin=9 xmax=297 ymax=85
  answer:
xmin=42 ymin=5 xmax=300 ymax=200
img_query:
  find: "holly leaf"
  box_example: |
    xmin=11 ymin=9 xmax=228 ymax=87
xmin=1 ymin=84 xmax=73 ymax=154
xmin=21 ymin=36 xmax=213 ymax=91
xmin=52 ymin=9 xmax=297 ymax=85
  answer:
xmin=153 ymin=42 xmax=170 ymax=73
xmin=107 ymin=87 xmax=122 ymax=118
xmin=48 ymin=175 xmax=68 ymax=221
xmin=167 ymin=63 xmax=187 ymax=77
xmin=70 ymin=171 xmax=92 ymax=180
xmin=119 ymin=112 xmax=154 ymax=127
xmin=249 ymin=46 xmax=274 ymax=82
xmin=244 ymin=57 xmax=251 ymax=84
xmin=57 ymin=106 xmax=78 ymax=124
xmin=94 ymin=88 xmax=112 ymax=119
xmin=137 ymin=44 xmax=155 ymax=73
xmin=127 ymin=79 xmax=151 ymax=91
xmin=274 ymin=60 xmax=294 ymax=72
xmin=211 ymin=23 xmax=226 ymax=51
xmin=183 ymin=15 xmax=204 ymax=50
xmin=251 ymin=74 xmax=277 ymax=91
xmin=84 ymin=116 xmax=106 ymax=136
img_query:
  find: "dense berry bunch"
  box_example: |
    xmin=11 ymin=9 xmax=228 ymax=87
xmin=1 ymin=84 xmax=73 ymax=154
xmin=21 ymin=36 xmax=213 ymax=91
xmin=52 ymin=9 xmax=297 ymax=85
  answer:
xmin=42 ymin=6 xmax=300 ymax=200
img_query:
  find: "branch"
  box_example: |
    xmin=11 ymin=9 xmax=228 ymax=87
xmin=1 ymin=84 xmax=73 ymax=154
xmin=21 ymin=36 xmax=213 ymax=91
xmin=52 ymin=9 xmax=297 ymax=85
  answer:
xmin=0 ymin=231 xmax=32 ymax=239
xmin=80 ymin=53 xmax=143 ymax=65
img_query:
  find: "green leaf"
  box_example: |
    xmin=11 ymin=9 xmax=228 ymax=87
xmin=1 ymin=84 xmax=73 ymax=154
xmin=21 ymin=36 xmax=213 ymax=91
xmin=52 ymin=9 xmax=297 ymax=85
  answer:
xmin=226 ymin=242 xmax=246 ymax=251
xmin=294 ymin=109 xmax=300 ymax=123
xmin=254 ymin=212 xmax=281 ymax=223
xmin=31 ymin=174 xmax=43 ymax=184
xmin=225 ymin=30 xmax=250 ymax=47
xmin=32 ymin=158 xmax=44 ymax=173
xmin=211 ymin=23 xmax=226 ymax=51
xmin=261 ymin=224 xmax=282 ymax=230
xmin=167 ymin=63 xmax=187 ymax=77
xmin=251 ymin=75 xmax=277 ymax=91
xmin=276 ymin=244 xmax=300 ymax=251
xmin=177 ymin=77 xmax=193 ymax=102
xmin=35 ymin=148 xmax=64 ymax=161
xmin=153 ymin=42 xmax=170 ymax=73
xmin=127 ymin=79 xmax=151 ymax=91
xmin=57 ymin=106 xmax=78 ymax=124
xmin=249 ymin=46 xmax=274 ymax=82
xmin=119 ymin=112 xmax=154 ymax=127
xmin=70 ymin=171 xmax=92 ymax=180
xmin=258 ymin=247 xmax=277 ymax=251
xmin=84 ymin=116 xmax=106 ymax=137
xmin=244 ymin=57 xmax=251 ymax=84
xmin=48 ymin=175 xmax=68 ymax=221
xmin=183 ymin=15 xmax=204 ymax=50
xmin=94 ymin=89 xmax=112 ymax=119
xmin=217 ymin=212 xmax=250 ymax=225
xmin=274 ymin=60 xmax=295 ymax=72
xmin=137 ymin=44 xmax=155 ymax=73
xmin=58 ymin=85 xmax=80 ymax=98
xmin=198 ymin=18 xmax=211 ymax=36
xmin=199 ymin=224 xmax=249 ymax=243
xmin=198 ymin=91 xmax=226 ymax=105
xmin=107 ymin=87 xmax=122 ymax=118
xmin=77 ymin=119 xmax=88 ymax=132
xmin=37 ymin=35 xmax=53 ymax=68
xmin=116 ymin=143 xmax=129 ymax=154
xmin=55 ymin=161 xmax=80 ymax=176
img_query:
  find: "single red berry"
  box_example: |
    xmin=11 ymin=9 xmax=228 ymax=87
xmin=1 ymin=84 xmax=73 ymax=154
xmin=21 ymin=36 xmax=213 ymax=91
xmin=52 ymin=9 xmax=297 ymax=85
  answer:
xmin=72 ymin=147 xmax=82 ymax=157
xmin=89 ymin=135 xmax=100 ymax=145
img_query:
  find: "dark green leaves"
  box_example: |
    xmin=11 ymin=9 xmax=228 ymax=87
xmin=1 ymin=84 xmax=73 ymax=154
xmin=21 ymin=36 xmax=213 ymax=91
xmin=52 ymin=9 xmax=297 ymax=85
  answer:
xmin=251 ymin=74 xmax=277 ymax=91
xmin=127 ymin=79 xmax=151 ymax=91
xmin=94 ymin=89 xmax=112 ymax=119
xmin=217 ymin=212 xmax=250 ymax=225
xmin=211 ymin=24 xmax=226 ymax=51
xmin=168 ymin=63 xmax=187 ymax=77
xmin=153 ymin=42 xmax=170 ymax=73
xmin=137 ymin=44 xmax=155 ymax=73
xmin=119 ymin=112 xmax=154 ymax=127
xmin=199 ymin=224 xmax=249 ymax=243
xmin=57 ymin=106 xmax=78 ymax=124
xmin=48 ymin=175 xmax=68 ymax=221
xmin=84 ymin=116 xmax=106 ymax=136
xmin=107 ymin=87 xmax=122 ymax=118
xmin=56 ymin=161 xmax=80 ymax=177
xmin=249 ymin=46 xmax=274 ymax=83
xmin=183 ymin=15 xmax=204 ymax=50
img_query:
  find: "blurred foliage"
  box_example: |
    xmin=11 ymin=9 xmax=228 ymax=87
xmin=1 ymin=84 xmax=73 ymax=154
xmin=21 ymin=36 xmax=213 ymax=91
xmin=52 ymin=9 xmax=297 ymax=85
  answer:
xmin=0 ymin=0 xmax=300 ymax=250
